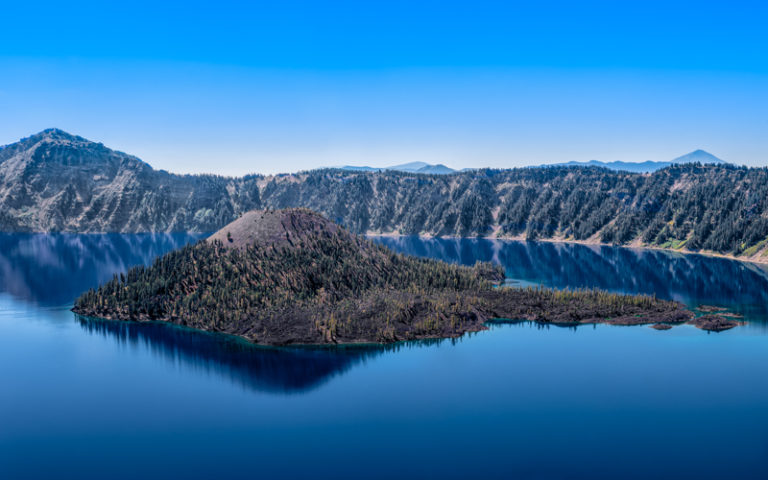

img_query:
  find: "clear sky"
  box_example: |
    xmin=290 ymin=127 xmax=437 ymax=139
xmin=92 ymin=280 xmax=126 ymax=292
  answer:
xmin=1 ymin=0 xmax=766 ymax=175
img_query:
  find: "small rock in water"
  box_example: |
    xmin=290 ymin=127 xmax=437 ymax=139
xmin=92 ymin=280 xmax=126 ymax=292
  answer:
xmin=688 ymin=314 xmax=744 ymax=332
xmin=651 ymin=323 xmax=673 ymax=330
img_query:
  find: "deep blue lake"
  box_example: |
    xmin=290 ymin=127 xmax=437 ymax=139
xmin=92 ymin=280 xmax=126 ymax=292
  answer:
xmin=2 ymin=234 xmax=768 ymax=479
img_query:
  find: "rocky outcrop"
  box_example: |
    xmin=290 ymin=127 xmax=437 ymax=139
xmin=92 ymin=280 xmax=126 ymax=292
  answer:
xmin=688 ymin=315 xmax=745 ymax=332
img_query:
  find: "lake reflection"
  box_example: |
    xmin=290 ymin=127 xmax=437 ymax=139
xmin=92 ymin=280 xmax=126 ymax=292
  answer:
xmin=373 ymin=236 xmax=768 ymax=322
xmin=76 ymin=315 xmax=434 ymax=394
xmin=2 ymin=233 xmax=767 ymax=394
xmin=3 ymin=234 xmax=768 ymax=479
xmin=0 ymin=233 xmax=206 ymax=306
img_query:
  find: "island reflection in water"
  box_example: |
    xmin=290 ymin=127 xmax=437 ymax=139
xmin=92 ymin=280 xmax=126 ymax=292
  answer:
xmin=373 ymin=236 xmax=768 ymax=322
xmin=76 ymin=315 xmax=452 ymax=394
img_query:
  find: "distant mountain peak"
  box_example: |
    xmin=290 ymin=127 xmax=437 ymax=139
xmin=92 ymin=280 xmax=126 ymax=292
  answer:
xmin=539 ymin=149 xmax=728 ymax=173
xmin=671 ymin=150 xmax=724 ymax=165
xmin=337 ymin=161 xmax=456 ymax=175
xmin=415 ymin=163 xmax=455 ymax=175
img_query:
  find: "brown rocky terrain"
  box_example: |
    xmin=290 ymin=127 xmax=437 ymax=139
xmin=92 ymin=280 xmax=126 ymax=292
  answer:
xmin=206 ymin=209 xmax=341 ymax=250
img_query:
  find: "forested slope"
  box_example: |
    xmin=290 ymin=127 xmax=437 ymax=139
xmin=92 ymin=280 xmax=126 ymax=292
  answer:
xmin=3 ymin=129 xmax=768 ymax=260
xmin=260 ymin=164 xmax=768 ymax=259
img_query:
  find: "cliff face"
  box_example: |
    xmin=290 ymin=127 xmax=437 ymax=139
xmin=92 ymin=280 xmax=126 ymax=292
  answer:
xmin=3 ymin=130 xmax=768 ymax=261
xmin=0 ymin=129 xmax=261 ymax=232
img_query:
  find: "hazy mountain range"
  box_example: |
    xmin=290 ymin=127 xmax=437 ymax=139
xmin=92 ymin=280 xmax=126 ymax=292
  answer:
xmin=339 ymin=150 xmax=727 ymax=174
xmin=338 ymin=161 xmax=457 ymax=174
xmin=545 ymin=149 xmax=727 ymax=173
xmin=1 ymin=129 xmax=767 ymax=262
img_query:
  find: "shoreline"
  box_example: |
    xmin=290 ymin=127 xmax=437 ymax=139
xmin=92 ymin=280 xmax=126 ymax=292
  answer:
xmin=74 ymin=303 xmax=744 ymax=348
xmin=366 ymin=232 xmax=768 ymax=268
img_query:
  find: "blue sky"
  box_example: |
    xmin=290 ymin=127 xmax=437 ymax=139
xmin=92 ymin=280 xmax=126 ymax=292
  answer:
xmin=0 ymin=1 xmax=766 ymax=174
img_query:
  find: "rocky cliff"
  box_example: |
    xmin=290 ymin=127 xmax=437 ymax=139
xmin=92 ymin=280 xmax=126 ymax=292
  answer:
xmin=4 ymin=130 xmax=768 ymax=262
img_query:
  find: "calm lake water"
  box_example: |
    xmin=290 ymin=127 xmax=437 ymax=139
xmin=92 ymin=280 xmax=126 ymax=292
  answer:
xmin=2 ymin=234 xmax=768 ymax=479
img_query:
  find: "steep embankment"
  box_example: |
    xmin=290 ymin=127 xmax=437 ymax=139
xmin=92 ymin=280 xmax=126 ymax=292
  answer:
xmin=73 ymin=209 xmax=702 ymax=346
xmin=3 ymin=130 xmax=768 ymax=262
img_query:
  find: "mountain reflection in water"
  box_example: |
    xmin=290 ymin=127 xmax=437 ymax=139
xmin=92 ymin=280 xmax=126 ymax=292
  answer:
xmin=373 ymin=236 xmax=768 ymax=322
xmin=0 ymin=233 xmax=206 ymax=306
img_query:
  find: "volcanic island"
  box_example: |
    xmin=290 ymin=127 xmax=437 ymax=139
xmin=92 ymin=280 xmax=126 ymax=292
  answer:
xmin=74 ymin=209 xmax=739 ymax=345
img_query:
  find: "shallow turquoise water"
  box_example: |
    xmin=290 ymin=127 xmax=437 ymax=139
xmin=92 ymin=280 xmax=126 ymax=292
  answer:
xmin=1 ymin=234 xmax=767 ymax=479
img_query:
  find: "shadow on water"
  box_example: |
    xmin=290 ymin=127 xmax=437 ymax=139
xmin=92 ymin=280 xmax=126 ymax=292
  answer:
xmin=373 ymin=236 xmax=768 ymax=323
xmin=76 ymin=314 xmax=452 ymax=394
xmin=0 ymin=233 xmax=206 ymax=306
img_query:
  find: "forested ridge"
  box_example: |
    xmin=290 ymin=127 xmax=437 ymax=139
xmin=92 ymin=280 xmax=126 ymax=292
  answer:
xmin=260 ymin=163 xmax=768 ymax=259
xmin=4 ymin=129 xmax=768 ymax=260
xmin=73 ymin=209 xmax=694 ymax=345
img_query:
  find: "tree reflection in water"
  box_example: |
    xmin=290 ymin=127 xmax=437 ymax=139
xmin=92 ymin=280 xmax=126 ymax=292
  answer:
xmin=77 ymin=314 xmax=451 ymax=394
xmin=374 ymin=236 xmax=768 ymax=323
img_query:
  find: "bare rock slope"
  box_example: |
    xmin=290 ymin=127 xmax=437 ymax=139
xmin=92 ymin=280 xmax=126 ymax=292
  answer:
xmin=207 ymin=208 xmax=340 ymax=250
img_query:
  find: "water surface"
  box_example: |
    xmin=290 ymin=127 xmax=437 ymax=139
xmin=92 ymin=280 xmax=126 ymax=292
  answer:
xmin=2 ymin=234 xmax=767 ymax=479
